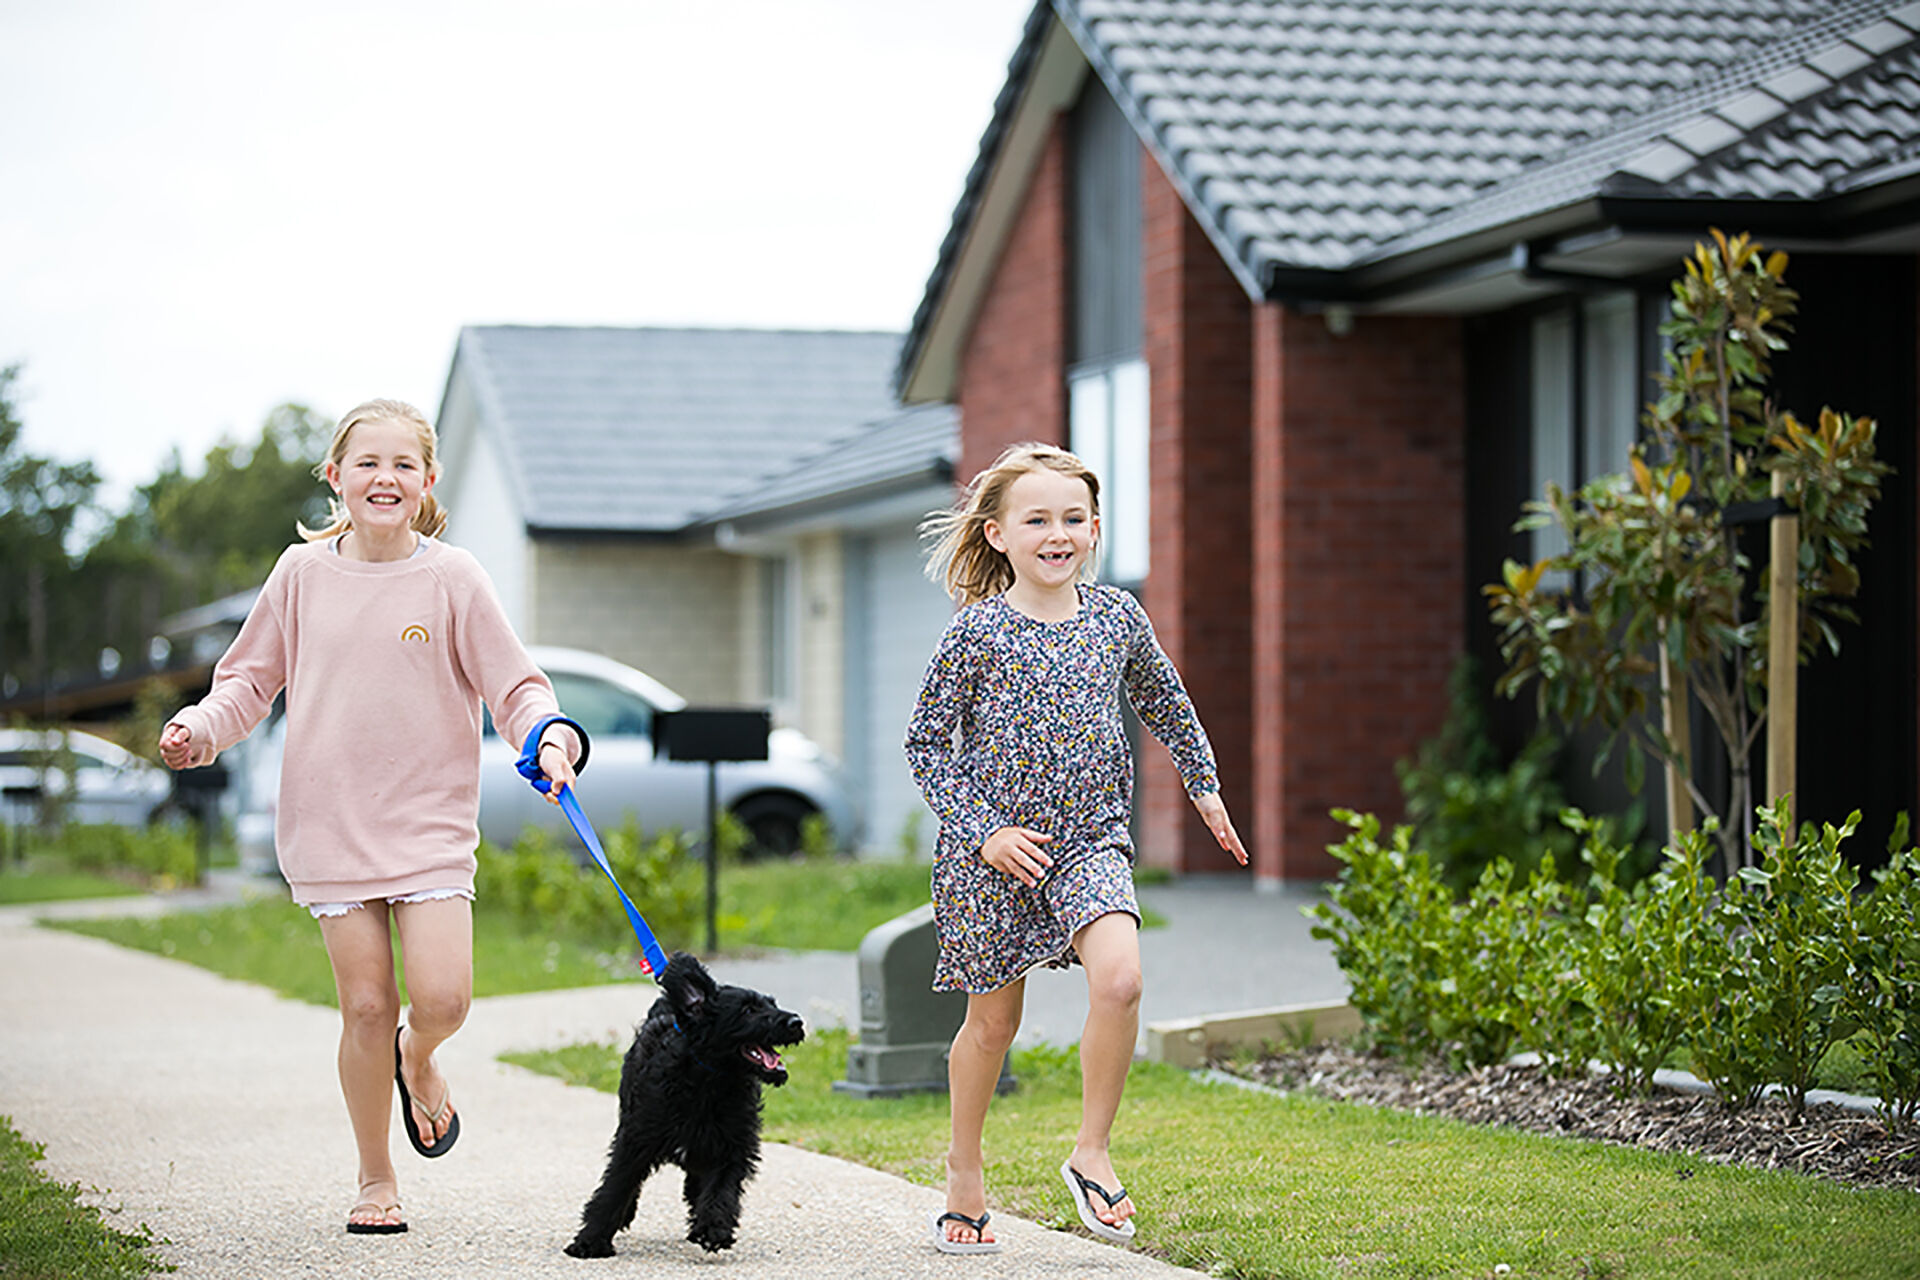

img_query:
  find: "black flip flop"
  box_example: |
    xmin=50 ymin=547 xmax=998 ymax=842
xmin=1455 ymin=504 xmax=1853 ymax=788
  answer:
xmin=394 ymin=1026 xmax=459 ymax=1158
xmin=346 ymin=1201 xmax=407 ymax=1234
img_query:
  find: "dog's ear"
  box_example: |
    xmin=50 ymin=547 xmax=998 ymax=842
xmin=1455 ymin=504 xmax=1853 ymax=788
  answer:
xmin=662 ymin=951 xmax=716 ymax=1021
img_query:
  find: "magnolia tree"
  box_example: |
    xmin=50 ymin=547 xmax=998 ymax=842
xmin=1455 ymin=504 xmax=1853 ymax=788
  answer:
xmin=1485 ymin=230 xmax=1889 ymax=872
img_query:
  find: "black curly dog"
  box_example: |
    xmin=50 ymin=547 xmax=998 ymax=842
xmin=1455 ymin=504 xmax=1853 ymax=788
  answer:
xmin=564 ymin=952 xmax=806 ymax=1257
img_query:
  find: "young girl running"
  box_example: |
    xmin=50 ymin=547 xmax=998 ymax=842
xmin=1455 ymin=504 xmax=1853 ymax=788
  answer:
xmin=907 ymin=442 xmax=1247 ymax=1254
xmin=158 ymin=399 xmax=584 ymax=1236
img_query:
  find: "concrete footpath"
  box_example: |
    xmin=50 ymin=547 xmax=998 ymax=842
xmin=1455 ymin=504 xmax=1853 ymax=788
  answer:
xmin=0 ymin=875 xmax=1344 ymax=1278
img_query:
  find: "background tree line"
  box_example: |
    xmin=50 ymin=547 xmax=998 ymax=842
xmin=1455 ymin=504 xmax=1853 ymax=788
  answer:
xmin=0 ymin=363 xmax=332 ymax=702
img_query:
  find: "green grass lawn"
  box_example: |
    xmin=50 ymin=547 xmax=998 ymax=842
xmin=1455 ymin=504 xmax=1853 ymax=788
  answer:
xmin=46 ymin=855 xmax=944 ymax=1006
xmin=509 ymin=1028 xmax=1920 ymax=1280
xmin=0 ymin=1116 xmax=170 ymax=1279
xmin=0 ymin=866 xmax=144 ymax=906
xmin=33 ymin=853 xmax=1919 ymax=1278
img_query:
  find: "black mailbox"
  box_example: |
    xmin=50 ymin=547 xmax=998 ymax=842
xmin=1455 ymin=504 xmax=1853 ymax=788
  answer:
xmin=654 ymin=709 xmax=770 ymax=763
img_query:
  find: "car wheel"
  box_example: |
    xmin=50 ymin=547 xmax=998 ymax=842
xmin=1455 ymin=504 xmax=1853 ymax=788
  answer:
xmin=730 ymin=794 xmax=815 ymax=860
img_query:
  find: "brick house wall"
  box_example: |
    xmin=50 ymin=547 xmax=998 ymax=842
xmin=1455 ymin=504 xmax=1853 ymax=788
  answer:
xmin=955 ymin=121 xmax=1071 ymax=481
xmin=950 ymin=116 xmax=1466 ymax=883
xmin=1252 ymin=305 xmax=1466 ymax=881
xmin=1139 ymin=149 xmax=1255 ymax=873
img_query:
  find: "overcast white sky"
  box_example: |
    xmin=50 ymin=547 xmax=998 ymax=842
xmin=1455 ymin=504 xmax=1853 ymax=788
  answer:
xmin=0 ymin=0 xmax=1035 ymax=508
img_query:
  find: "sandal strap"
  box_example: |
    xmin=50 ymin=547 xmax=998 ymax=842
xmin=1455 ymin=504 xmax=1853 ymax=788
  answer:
xmin=1069 ymin=1167 xmax=1128 ymax=1208
xmin=935 ymin=1210 xmax=991 ymax=1231
xmin=412 ymin=1091 xmax=453 ymax=1125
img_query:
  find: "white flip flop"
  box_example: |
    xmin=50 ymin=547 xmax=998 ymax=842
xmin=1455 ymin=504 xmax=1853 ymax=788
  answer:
xmin=1061 ymin=1160 xmax=1135 ymax=1244
xmin=929 ymin=1209 xmax=1002 ymax=1254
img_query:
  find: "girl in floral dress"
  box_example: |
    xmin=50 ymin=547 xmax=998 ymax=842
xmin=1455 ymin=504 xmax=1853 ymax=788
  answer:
xmin=907 ymin=442 xmax=1248 ymax=1254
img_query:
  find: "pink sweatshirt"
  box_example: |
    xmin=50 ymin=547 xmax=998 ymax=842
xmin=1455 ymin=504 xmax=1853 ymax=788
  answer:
xmin=167 ymin=539 xmax=575 ymax=905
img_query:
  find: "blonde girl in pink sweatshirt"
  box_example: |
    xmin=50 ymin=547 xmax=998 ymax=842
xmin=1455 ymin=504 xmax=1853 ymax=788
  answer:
xmin=159 ymin=399 xmax=583 ymax=1236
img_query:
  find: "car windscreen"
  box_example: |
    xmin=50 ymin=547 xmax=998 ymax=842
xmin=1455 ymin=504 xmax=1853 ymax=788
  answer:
xmin=480 ymin=673 xmax=653 ymax=741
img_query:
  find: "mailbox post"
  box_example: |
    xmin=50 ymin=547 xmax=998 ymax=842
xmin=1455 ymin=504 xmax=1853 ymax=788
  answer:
xmin=834 ymin=904 xmax=1015 ymax=1098
xmin=653 ymin=708 xmax=770 ymax=954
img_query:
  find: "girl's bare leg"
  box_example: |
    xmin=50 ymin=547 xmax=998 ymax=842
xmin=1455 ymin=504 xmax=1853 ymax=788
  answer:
xmin=391 ymin=896 xmax=473 ymax=1148
xmin=317 ymin=902 xmax=403 ymax=1225
xmin=1069 ymin=911 xmax=1143 ymax=1229
xmin=943 ymin=979 xmax=1024 ymax=1247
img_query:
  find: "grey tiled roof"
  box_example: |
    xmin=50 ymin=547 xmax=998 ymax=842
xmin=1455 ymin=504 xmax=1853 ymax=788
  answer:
xmin=1066 ymin=0 xmax=1912 ymax=283
xmin=1658 ymin=40 xmax=1920 ymax=198
xmin=700 ymin=403 xmax=958 ymax=529
xmin=455 ymin=327 xmax=904 ymax=533
xmin=903 ymin=0 xmax=1919 ymax=373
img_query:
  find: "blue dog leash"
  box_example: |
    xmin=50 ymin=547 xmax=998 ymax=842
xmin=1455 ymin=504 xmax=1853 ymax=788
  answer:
xmin=516 ymin=716 xmax=671 ymax=978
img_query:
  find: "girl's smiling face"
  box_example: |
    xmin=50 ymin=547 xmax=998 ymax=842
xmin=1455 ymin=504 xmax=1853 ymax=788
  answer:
xmin=984 ymin=466 xmax=1099 ymax=594
xmin=324 ymin=415 xmax=434 ymax=538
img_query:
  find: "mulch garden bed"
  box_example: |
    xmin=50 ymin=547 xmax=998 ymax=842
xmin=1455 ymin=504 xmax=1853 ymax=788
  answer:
xmin=1215 ymin=1043 xmax=1920 ymax=1192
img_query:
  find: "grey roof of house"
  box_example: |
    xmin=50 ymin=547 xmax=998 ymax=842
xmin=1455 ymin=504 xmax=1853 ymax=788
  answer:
xmin=455 ymin=327 xmax=905 ymax=533
xmin=1653 ymin=37 xmax=1920 ymax=199
xmin=903 ymin=0 xmax=1920 ymax=386
xmin=699 ymin=403 xmax=958 ymax=529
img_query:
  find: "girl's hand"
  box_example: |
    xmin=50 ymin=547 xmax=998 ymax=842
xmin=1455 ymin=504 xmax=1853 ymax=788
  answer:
xmin=1193 ymin=792 xmax=1248 ymax=866
xmin=981 ymin=825 xmax=1054 ymax=887
xmin=158 ymin=722 xmax=197 ymax=771
xmin=537 ymin=737 xmax=577 ymax=803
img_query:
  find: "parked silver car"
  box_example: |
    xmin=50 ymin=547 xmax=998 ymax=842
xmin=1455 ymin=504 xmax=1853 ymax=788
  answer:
xmin=480 ymin=647 xmax=856 ymax=858
xmin=0 ymin=728 xmax=174 ymax=827
xmin=231 ymin=647 xmax=855 ymax=864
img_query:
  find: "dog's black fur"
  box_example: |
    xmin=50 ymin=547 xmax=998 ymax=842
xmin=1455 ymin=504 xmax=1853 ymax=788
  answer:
xmin=564 ymin=952 xmax=806 ymax=1257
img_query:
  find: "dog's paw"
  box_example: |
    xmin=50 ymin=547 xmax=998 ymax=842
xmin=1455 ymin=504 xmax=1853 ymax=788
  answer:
xmin=564 ymin=1236 xmax=615 ymax=1259
xmin=688 ymin=1224 xmax=737 ymax=1253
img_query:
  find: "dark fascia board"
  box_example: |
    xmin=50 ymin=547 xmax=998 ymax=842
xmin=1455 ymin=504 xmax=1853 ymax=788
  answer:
xmin=695 ymin=459 xmax=958 ymax=537
xmin=1268 ymin=181 xmax=1920 ymax=313
xmin=523 ymin=525 xmax=692 ymax=545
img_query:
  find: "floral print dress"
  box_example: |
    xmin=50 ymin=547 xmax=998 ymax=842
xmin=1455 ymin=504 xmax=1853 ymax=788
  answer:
xmin=905 ymin=583 xmax=1220 ymax=993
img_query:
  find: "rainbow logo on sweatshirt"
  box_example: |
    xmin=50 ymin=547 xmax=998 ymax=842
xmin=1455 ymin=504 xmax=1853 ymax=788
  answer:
xmin=399 ymin=625 xmax=431 ymax=644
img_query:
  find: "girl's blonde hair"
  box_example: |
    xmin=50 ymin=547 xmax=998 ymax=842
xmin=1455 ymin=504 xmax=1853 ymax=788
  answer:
xmin=297 ymin=398 xmax=450 ymax=542
xmin=921 ymin=441 xmax=1101 ymax=605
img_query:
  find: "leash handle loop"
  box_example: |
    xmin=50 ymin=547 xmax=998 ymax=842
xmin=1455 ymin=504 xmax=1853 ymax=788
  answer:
xmin=515 ymin=714 xmax=590 ymax=791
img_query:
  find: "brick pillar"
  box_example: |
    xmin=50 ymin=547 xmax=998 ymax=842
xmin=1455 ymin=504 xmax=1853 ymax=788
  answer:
xmin=1138 ymin=149 xmax=1254 ymax=874
xmin=955 ymin=119 xmax=1070 ymax=486
xmin=1253 ymin=305 xmax=1467 ymax=882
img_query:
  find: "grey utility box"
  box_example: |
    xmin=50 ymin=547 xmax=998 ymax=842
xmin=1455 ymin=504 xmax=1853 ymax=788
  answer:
xmin=835 ymin=903 xmax=1014 ymax=1098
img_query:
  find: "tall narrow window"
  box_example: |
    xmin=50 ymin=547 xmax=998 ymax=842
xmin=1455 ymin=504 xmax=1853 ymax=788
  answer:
xmin=760 ymin=555 xmax=792 ymax=705
xmin=1582 ymin=291 xmax=1640 ymax=483
xmin=1530 ymin=309 xmax=1575 ymax=569
xmin=1530 ymin=289 xmax=1643 ymax=579
xmin=1070 ymin=359 xmax=1150 ymax=584
xmin=1069 ymin=79 xmax=1148 ymax=584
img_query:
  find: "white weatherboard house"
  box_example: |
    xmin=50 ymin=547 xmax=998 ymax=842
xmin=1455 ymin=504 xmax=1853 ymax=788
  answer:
xmin=434 ymin=325 xmax=959 ymax=854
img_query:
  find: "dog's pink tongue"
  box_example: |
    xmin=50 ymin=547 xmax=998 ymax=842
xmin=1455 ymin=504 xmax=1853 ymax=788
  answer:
xmin=744 ymin=1045 xmax=783 ymax=1070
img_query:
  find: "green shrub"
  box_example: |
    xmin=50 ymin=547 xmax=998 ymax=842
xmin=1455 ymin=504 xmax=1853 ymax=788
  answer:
xmin=1309 ymin=810 xmax=1458 ymax=1063
xmin=1490 ymin=854 xmax=1592 ymax=1076
xmin=1443 ymin=855 xmax=1565 ymax=1069
xmin=1845 ymin=830 xmax=1920 ymax=1130
xmin=475 ymin=820 xmax=704 ymax=959
xmin=57 ymin=821 xmax=200 ymax=888
xmin=1735 ymin=802 xmax=1862 ymax=1116
xmin=1574 ymin=814 xmax=1705 ymax=1095
xmin=1320 ymin=798 xmax=1918 ymax=1120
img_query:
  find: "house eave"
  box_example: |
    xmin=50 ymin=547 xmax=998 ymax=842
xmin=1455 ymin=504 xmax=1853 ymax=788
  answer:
xmin=898 ymin=6 xmax=1088 ymax=406
xmin=1265 ymin=179 xmax=1920 ymax=318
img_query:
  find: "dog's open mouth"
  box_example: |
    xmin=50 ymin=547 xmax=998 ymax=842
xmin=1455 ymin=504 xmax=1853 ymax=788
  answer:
xmin=742 ymin=1044 xmax=784 ymax=1072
